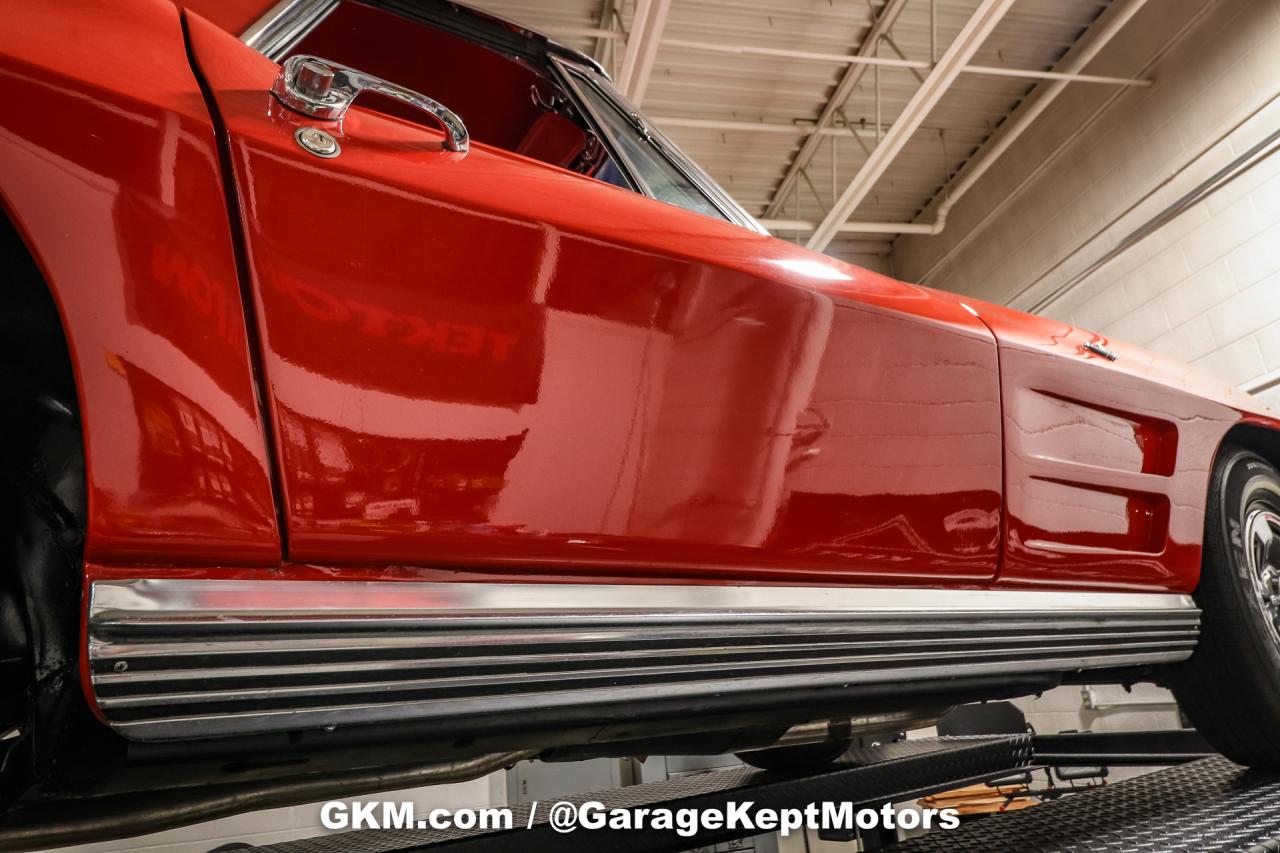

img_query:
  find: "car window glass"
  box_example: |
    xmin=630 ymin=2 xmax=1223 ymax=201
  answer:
xmin=566 ymin=71 xmax=728 ymax=221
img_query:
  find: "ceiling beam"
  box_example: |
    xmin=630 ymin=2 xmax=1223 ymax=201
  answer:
xmin=963 ymin=64 xmax=1149 ymax=86
xmin=662 ymin=38 xmax=923 ymax=70
xmin=756 ymin=1 xmax=1152 ymax=240
xmin=650 ymin=116 xmax=883 ymax=139
xmin=907 ymin=0 xmax=1154 ymax=289
xmin=659 ymin=39 xmax=1150 ymax=88
xmin=805 ymin=0 xmax=1018 ymax=252
xmin=554 ymin=26 xmax=622 ymax=40
xmin=592 ymin=0 xmax=618 ymax=64
xmin=762 ymin=0 xmax=912 ymax=220
xmin=761 ymin=219 xmax=939 ymax=235
xmin=617 ymin=0 xmax=672 ymax=105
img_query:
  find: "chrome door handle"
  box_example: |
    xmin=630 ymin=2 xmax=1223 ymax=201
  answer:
xmin=272 ymin=55 xmax=469 ymax=153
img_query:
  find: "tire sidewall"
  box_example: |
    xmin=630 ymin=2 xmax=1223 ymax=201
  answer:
xmin=1212 ymin=451 xmax=1280 ymax=667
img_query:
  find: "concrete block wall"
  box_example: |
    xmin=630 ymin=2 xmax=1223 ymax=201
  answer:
xmin=1054 ymin=153 xmax=1280 ymax=408
xmin=893 ymin=0 xmax=1280 ymax=407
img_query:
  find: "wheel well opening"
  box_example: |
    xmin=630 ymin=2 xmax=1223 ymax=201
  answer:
xmin=0 ymin=219 xmax=76 ymax=412
xmin=0 ymin=209 xmax=100 ymax=805
xmin=1220 ymin=423 xmax=1280 ymax=472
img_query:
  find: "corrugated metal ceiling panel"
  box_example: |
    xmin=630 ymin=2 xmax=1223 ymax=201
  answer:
xmin=467 ymin=0 xmax=1116 ymax=238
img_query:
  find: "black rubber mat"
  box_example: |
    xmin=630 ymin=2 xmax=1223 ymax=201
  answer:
xmin=893 ymin=755 xmax=1280 ymax=852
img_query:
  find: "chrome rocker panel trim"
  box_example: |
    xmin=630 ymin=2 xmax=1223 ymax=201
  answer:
xmin=87 ymin=579 xmax=1200 ymax=742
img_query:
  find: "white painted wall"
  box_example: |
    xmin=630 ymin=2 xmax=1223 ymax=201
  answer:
xmin=826 ymin=242 xmax=896 ymax=278
xmin=893 ymin=0 xmax=1280 ymax=408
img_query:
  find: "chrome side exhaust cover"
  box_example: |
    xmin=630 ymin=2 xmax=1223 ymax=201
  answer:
xmin=86 ymin=579 xmax=1200 ymax=742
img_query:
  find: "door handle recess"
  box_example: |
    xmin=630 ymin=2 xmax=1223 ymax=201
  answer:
xmin=272 ymin=55 xmax=469 ymax=153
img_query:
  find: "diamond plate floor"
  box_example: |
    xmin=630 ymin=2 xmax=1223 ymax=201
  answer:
xmin=893 ymin=755 xmax=1280 ymax=852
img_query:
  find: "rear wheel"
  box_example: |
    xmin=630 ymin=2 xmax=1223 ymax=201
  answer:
xmin=1170 ymin=446 xmax=1280 ymax=767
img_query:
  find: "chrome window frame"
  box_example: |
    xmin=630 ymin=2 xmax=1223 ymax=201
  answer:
xmin=242 ymin=0 xmax=340 ymax=61
xmin=550 ymin=57 xmax=766 ymax=233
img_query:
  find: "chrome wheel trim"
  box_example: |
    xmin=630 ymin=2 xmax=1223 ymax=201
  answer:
xmin=1245 ymin=505 xmax=1280 ymax=638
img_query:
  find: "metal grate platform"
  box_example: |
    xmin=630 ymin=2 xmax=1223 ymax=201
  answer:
xmin=246 ymin=736 xmax=1032 ymax=853
xmin=893 ymin=755 xmax=1280 ymax=852
xmin=220 ymin=731 xmax=1267 ymax=853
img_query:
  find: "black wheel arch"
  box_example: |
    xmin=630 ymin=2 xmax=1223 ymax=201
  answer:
xmin=0 ymin=208 xmax=116 ymax=805
xmin=1220 ymin=422 xmax=1280 ymax=471
xmin=1206 ymin=422 xmax=1280 ymax=581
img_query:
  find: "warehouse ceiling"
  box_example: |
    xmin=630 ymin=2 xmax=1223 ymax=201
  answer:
xmin=467 ymin=0 xmax=1147 ymax=257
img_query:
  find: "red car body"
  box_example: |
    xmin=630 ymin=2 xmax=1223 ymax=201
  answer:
xmin=13 ymin=0 xmax=1270 ymax=591
xmin=0 ymin=0 xmax=1276 ymax=845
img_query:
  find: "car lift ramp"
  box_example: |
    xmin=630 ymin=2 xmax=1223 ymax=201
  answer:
xmin=232 ymin=730 xmax=1280 ymax=853
xmin=894 ymin=753 xmax=1280 ymax=852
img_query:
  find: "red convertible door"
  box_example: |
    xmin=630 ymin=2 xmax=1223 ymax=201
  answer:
xmin=185 ymin=15 xmax=1005 ymax=585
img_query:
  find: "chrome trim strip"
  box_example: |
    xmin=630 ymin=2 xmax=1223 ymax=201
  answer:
xmin=95 ymin=639 xmax=1196 ymax=709
xmin=91 ymin=631 xmax=1197 ymax=688
xmin=91 ymin=578 xmax=1195 ymax=616
xmin=241 ymin=0 xmax=339 ymax=61
xmin=92 ymin=626 xmax=1197 ymax=669
xmin=87 ymin=579 xmax=1199 ymax=742
xmin=105 ymin=649 xmax=1195 ymax=743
